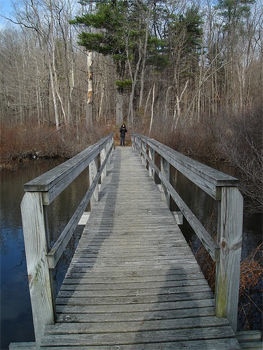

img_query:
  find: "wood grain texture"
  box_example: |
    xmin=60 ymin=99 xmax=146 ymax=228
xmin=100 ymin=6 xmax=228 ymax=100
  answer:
xmin=24 ymin=134 xmax=113 ymax=204
xmin=133 ymin=134 xmax=239 ymax=199
xmin=144 ymin=149 xmax=219 ymax=261
xmin=38 ymin=147 xmax=240 ymax=349
xmin=134 ymin=134 xmax=243 ymax=333
xmin=215 ymin=186 xmax=243 ymax=332
xmin=21 ymin=192 xmax=54 ymax=344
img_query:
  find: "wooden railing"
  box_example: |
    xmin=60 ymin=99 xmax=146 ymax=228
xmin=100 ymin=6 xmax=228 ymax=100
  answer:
xmin=132 ymin=133 xmax=243 ymax=333
xmin=21 ymin=133 xmax=114 ymax=344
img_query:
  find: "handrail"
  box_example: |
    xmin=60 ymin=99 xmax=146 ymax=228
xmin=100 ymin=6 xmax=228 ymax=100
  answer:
xmin=47 ymin=143 xmax=113 ymax=269
xmin=20 ymin=133 xmax=114 ymax=344
xmin=24 ymin=134 xmax=113 ymax=204
xmin=132 ymin=133 xmax=243 ymax=333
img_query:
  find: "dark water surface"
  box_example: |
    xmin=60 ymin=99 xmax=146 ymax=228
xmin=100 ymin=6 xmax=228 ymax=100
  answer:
xmin=0 ymin=159 xmax=88 ymax=349
xmin=0 ymin=157 xmax=262 ymax=348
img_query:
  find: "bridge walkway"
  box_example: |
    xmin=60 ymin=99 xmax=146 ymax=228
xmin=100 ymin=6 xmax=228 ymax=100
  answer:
xmin=40 ymin=146 xmax=240 ymax=349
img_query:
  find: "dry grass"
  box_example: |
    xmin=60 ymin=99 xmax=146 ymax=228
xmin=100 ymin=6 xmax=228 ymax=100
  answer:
xmin=193 ymin=242 xmax=263 ymax=330
xmin=0 ymin=122 xmax=110 ymax=169
xmin=239 ymin=243 xmax=263 ymax=297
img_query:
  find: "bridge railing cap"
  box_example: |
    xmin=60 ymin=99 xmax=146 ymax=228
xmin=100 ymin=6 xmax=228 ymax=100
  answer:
xmin=24 ymin=133 xmax=113 ymax=192
xmin=132 ymin=133 xmax=239 ymax=187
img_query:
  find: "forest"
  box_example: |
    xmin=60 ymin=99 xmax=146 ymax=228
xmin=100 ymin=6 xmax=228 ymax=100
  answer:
xmin=0 ymin=0 xmax=262 ymax=214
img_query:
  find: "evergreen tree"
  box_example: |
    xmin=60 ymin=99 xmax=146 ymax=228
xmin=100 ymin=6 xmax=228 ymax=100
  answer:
xmin=71 ymin=0 xmax=169 ymax=125
xmin=216 ymin=0 xmax=256 ymax=29
xmin=214 ymin=0 xmax=256 ymax=110
xmin=167 ymin=5 xmax=203 ymax=103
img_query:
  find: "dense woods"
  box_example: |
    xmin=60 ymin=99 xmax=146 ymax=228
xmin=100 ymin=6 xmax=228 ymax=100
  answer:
xmin=0 ymin=0 xmax=262 ymax=212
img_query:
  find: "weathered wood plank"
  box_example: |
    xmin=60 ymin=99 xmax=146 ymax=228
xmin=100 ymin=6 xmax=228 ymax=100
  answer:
xmin=55 ymin=291 xmax=214 ymax=306
xmin=55 ymin=298 xmax=216 ymax=315
xmin=41 ymin=326 xmax=237 ymax=346
xmin=133 ymin=134 xmax=243 ymax=335
xmin=78 ymin=212 xmax=90 ymax=225
xmin=9 ymin=343 xmax=37 ymax=350
xmin=57 ymin=285 xmax=211 ymax=299
xmin=56 ymin=306 xmax=216 ymax=323
xmin=65 ymin=265 xmax=203 ymax=277
xmin=60 ymin=279 xmax=208 ymax=291
xmin=237 ymin=331 xmax=262 ymax=342
xmin=35 ymin=338 xmax=241 ymax=350
xmin=21 ymin=192 xmax=54 ymax=344
xmin=45 ymin=316 xmax=230 ymax=334
xmin=24 ymin=134 xmax=113 ymax=200
xmin=142 ymin=149 xmax=220 ymax=261
xmin=47 ymin=142 xmax=113 ymax=268
xmin=134 ymin=134 xmax=239 ymax=195
xmin=32 ymin=146 xmax=240 ymax=349
xmin=215 ymin=186 xmax=243 ymax=332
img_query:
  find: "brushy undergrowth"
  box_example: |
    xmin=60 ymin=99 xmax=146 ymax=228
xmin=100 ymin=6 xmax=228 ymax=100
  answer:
xmin=0 ymin=122 xmax=112 ymax=170
xmin=193 ymin=241 xmax=263 ymax=331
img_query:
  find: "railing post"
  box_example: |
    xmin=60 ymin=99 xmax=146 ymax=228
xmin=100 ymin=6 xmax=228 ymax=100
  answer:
xmin=161 ymin=156 xmax=170 ymax=208
xmin=111 ymin=136 xmax=114 ymax=157
xmin=21 ymin=192 xmax=55 ymax=345
xmin=138 ymin=137 xmax=143 ymax=161
xmin=89 ymin=155 xmax=99 ymax=208
xmin=215 ymin=186 xmax=243 ymax=332
xmin=142 ymin=140 xmax=147 ymax=167
xmin=148 ymin=146 xmax=155 ymax=180
xmin=135 ymin=135 xmax=139 ymax=152
xmin=100 ymin=147 xmax=107 ymax=183
xmin=136 ymin=136 xmax=140 ymax=153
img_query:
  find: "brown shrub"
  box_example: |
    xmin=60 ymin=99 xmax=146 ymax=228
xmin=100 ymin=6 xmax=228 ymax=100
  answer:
xmin=193 ymin=242 xmax=262 ymax=330
xmin=0 ymin=122 xmax=110 ymax=168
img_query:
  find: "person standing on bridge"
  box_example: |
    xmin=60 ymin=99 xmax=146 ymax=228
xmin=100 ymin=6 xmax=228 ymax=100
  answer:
xmin=119 ymin=123 xmax=127 ymax=146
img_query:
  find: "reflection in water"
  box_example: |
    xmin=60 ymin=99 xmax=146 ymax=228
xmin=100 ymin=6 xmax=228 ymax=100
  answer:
xmin=0 ymin=159 xmax=88 ymax=349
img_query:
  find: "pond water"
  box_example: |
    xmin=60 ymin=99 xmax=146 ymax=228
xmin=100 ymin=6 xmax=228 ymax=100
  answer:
xmin=0 ymin=159 xmax=88 ymax=349
xmin=0 ymin=156 xmax=262 ymax=349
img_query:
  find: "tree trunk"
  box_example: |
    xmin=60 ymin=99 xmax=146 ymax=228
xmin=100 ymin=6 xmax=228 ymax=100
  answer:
xmin=149 ymin=84 xmax=155 ymax=136
xmin=48 ymin=61 xmax=60 ymax=129
xmin=86 ymin=51 xmax=93 ymax=128
xmin=139 ymin=4 xmax=152 ymax=109
xmin=116 ymin=89 xmax=124 ymax=125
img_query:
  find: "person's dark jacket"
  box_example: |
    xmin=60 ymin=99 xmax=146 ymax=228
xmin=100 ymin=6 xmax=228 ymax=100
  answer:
xmin=120 ymin=125 xmax=127 ymax=138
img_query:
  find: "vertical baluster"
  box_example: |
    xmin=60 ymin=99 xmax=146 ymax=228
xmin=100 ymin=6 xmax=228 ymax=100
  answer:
xmin=100 ymin=147 xmax=106 ymax=183
xmin=161 ymin=156 xmax=170 ymax=208
xmin=142 ymin=140 xmax=147 ymax=167
xmin=149 ymin=146 xmax=155 ymax=180
xmin=89 ymin=155 xmax=99 ymax=208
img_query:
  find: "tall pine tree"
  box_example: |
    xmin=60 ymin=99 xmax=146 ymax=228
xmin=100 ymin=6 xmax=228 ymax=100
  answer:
xmin=71 ymin=0 xmax=168 ymax=125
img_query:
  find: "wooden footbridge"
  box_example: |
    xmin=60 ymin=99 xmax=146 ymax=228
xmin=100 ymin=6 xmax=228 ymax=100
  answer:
xmin=11 ymin=134 xmax=244 ymax=349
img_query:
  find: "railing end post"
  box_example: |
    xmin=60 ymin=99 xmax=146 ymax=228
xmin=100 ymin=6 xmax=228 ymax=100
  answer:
xmin=21 ymin=192 xmax=55 ymax=344
xmin=215 ymin=186 xmax=243 ymax=333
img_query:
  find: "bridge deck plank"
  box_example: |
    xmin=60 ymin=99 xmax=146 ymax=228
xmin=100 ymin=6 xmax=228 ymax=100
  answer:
xmin=40 ymin=147 xmax=240 ymax=349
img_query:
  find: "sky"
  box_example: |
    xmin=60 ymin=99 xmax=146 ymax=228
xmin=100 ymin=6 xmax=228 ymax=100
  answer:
xmin=0 ymin=0 xmax=16 ymax=27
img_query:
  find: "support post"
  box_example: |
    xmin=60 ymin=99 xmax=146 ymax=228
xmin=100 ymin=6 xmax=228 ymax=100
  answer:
xmin=148 ymin=146 xmax=155 ymax=180
xmin=131 ymin=135 xmax=134 ymax=150
xmin=100 ymin=147 xmax=107 ymax=183
xmin=142 ymin=140 xmax=147 ymax=167
xmin=161 ymin=156 xmax=170 ymax=208
xmin=89 ymin=155 xmax=99 ymax=208
xmin=21 ymin=192 xmax=54 ymax=344
xmin=110 ymin=136 xmax=114 ymax=160
xmin=215 ymin=187 xmax=243 ymax=332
